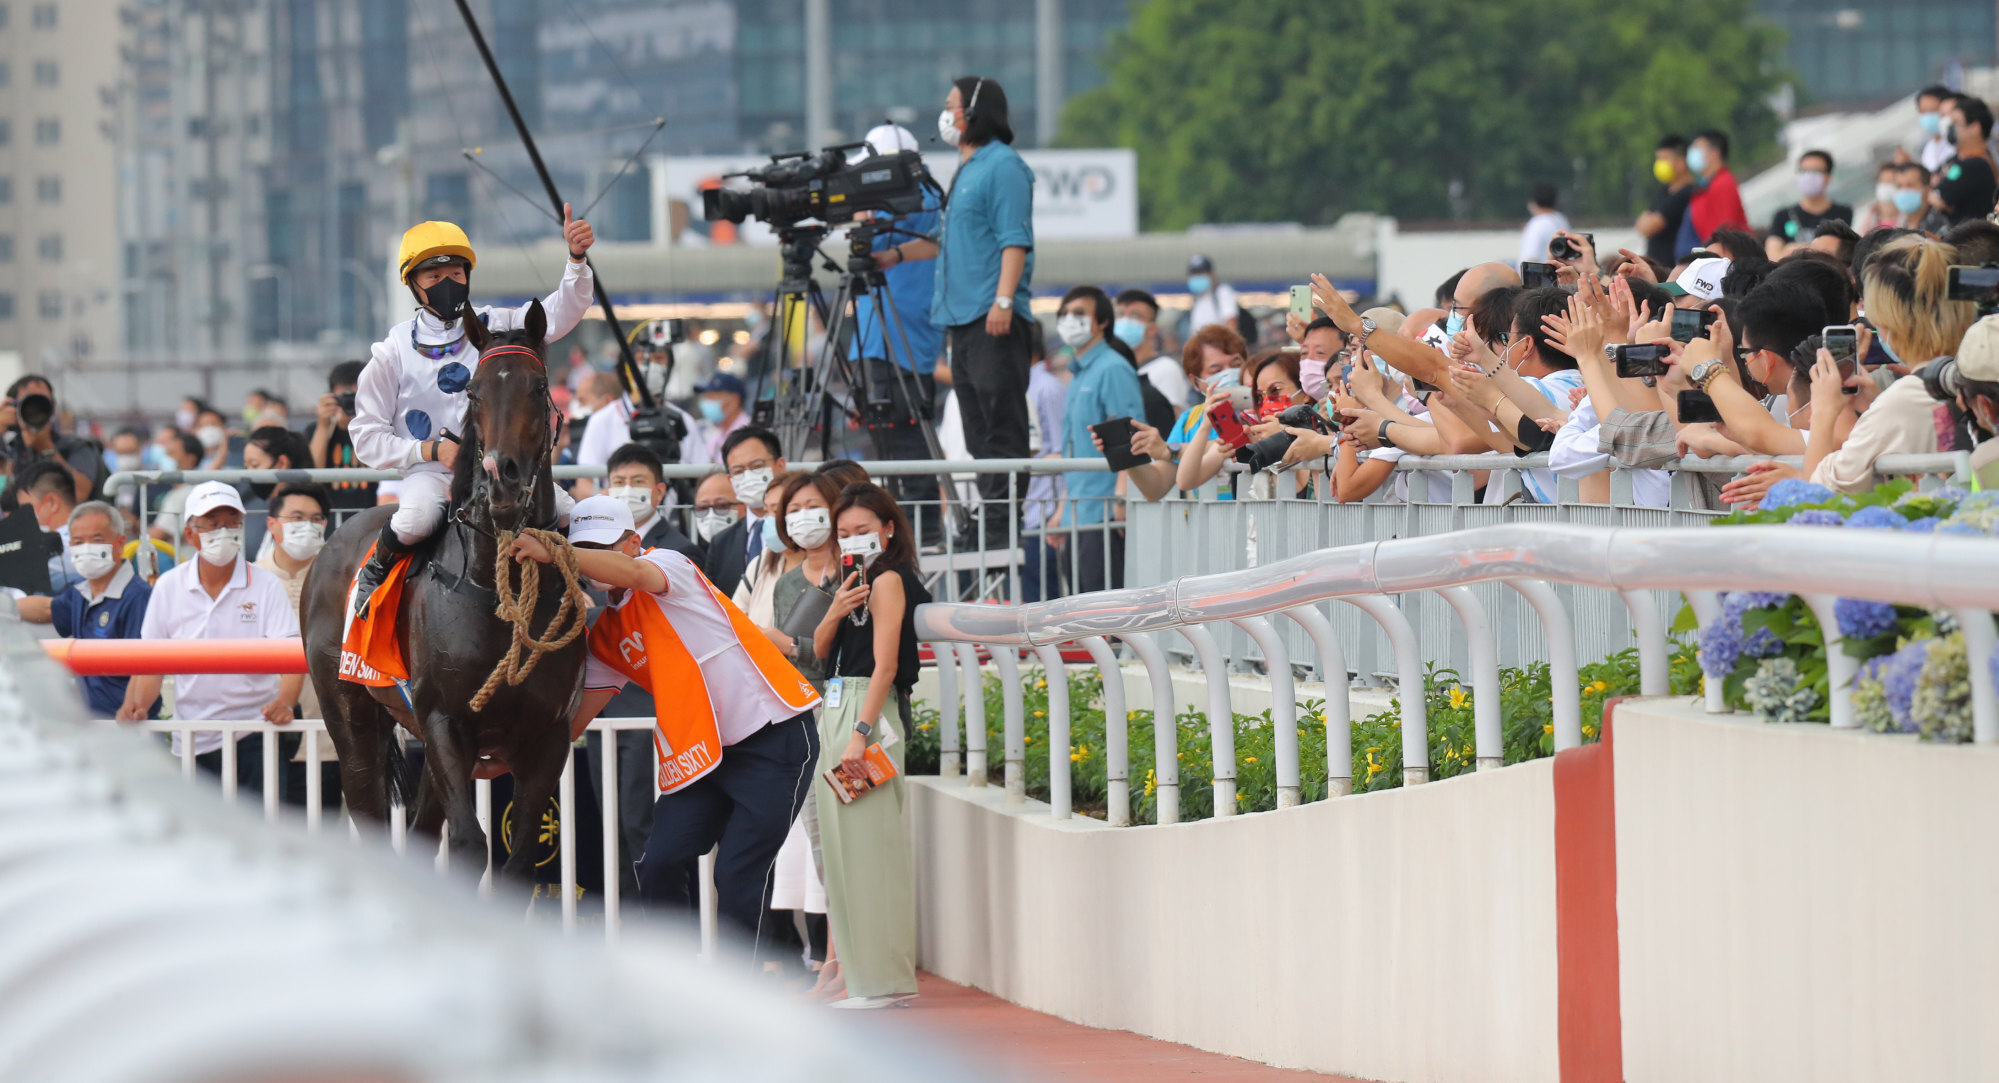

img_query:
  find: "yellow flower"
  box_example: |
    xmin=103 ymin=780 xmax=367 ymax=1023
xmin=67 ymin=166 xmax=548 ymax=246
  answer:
xmin=919 ymin=723 xmax=933 ymax=732
xmin=1070 ymin=752 xmax=1084 ymax=762
xmin=1237 ymin=793 xmax=1246 ymax=803
xmin=1366 ymin=746 xmax=1381 ymax=754
xmin=1025 ymin=735 xmax=1034 ymax=744
xmin=1033 ymin=710 xmax=1045 ymax=718
xmin=1036 ymin=679 xmax=1047 ymax=689
xmin=1583 ymin=724 xmax=1597 ymax=739
xmin=1176 ymin=751 xmax=1184 ymax=759
xmin=1245 ymin=756 xmax=1258 ymax=764
xmin=1448 ymin=686 xmax=1469 ymax=710
xmin=1542 ymin=723 xmax=1553 ymax=735
xmin=1586 ymin=680 xmax=1610 ymax=694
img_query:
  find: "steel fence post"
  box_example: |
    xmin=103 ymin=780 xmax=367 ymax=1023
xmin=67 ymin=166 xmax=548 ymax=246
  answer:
xmin=992 ymin=647 xmax=1026 ymax=806
xmin=1232 ymin=616 xmax=1298 ymax=808
xmin=1687 ymin=590 xmax=1728 ymax=713
xmin=957 ymin=642 xmax=988 ymax=787
xmin=932 ymin=642 xmax=961 ymax=777
xmin=1620 ymin=588 xmax=1670 ymax=696
xmin=1032 ymin=643 xmax=1072 ymax=819
xmin=1121 ymin=631 xmax=1180 ymax=824
xmin=560 ymin=746 xmax=577 ymax=930
xmin=1509 ymin=580 xmax=1581 ymax=749
xmin=601 ymin=723 xmax=620 ymax=940
xmin=1958 ymin=608 xmax=1999 ymax=744
xmin=1282 ymin=605 xmax=1351 ymax=797
xmin=1800 ymin=593 xmax=1858 ymax=730
xmin=1340 ymin=596 xmax=1428 ymax=784
xmin=1079 ymin=636 xmax=1130 ymax=825
xmin=1436 ymin=586 xmax=1502 ymax=771
xmin=1176 ymin=624 xmax=1236 ymax=816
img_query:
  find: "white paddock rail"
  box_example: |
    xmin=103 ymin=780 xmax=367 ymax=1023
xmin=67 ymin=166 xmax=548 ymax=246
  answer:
xmin=0 ymin=635 xmax=975 ymax=1083
xmin=128 ymin=715 xmax=672 ymax=942
xmin=917 ymin=522 xmax=1999 ymax=824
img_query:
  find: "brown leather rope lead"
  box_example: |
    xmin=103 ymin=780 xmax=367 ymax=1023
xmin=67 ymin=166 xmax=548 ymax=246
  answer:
xmin=470 ymin=527 xmax=590 ymax=713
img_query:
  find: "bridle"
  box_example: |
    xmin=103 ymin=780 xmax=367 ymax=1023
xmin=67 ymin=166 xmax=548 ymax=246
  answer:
xmin=453 ymin=342 xmax=558 ymax=543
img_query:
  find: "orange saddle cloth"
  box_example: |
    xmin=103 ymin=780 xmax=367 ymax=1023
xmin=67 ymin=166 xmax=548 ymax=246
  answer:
xmin=338 ymin=542 xmax=412 ymax=687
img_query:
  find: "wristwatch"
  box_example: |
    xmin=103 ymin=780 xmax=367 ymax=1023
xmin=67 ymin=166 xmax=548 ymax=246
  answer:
xmin=1357 ymin=315 xmax=1378 ymax=347
xmin=1376 ymin=419 xmax=1396 ymax=449
xmin=853 ymin=719 xmax=873 ymax=737
xmin=1689 ymin=359 xmax=1724 ymax=391
xmin=993 ymin=296 xmax=1013 ymax=311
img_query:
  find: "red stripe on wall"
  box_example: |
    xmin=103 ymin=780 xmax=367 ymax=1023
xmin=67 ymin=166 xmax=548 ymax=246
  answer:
xmin=1553 ymin=699 xmax=1623 ymax=1083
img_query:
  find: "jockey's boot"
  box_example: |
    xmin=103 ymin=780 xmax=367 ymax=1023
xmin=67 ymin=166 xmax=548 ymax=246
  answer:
xmin=352 ymin=519 xmax=415 ymax=621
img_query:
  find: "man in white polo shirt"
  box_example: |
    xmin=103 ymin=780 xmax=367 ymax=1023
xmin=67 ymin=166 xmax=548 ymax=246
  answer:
xmin=118 ymin=481 xmax=303 ymax=794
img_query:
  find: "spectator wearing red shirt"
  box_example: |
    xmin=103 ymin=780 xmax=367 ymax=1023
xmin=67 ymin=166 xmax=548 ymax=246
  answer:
xmin=1674 ymin=129 xmax=1749 ymax=259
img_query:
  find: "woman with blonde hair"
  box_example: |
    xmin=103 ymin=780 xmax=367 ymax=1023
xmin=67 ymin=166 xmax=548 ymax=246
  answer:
xmin=1805 ymin=234 xmax=1976 ymax=490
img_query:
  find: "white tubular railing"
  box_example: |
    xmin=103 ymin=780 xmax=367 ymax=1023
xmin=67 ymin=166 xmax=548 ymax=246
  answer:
xmin=127 ymin=714 xmax=667 ymax=939
xmin=915 ymin=522 xmax=1999 ymax=823
xmin=0 ymin=626 xmax=964 ymax=1083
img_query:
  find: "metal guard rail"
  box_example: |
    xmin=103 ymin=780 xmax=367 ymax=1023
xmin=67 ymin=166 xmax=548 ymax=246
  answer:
xmin=914 ymin=522 xmax=1999 ymax=824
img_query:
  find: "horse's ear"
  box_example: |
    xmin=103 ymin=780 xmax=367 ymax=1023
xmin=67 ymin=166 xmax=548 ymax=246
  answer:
xmin=524 ymin=298 xmax=547 ymax=349
xmin=465 ymin=306 xmax=492 ymax=353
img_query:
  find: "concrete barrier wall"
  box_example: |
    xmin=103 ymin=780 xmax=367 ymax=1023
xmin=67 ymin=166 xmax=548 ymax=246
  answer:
xmin=910 ymin=765 xmax=1561 ymax=1082
xmin=1614 ymin=699 xmax=1999 ymax=1083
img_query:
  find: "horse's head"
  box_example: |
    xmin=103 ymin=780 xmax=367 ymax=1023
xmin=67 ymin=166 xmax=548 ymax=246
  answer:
xmin=458 ymin=300 xmax=555 ymax=532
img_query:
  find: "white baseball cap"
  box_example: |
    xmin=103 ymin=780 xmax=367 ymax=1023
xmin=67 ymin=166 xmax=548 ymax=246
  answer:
xmin=183 ymin=480 xmax=245 ymax=521
xmin=848 ymin=123 xmax=919 ymax=163
xmin=567 ymin=494 xmax=635 ymax=547
xmin=1957 ymin=313 xmax=1999 ymax=382
xmin=1669 ymin=257 xmax=1732 ymax=303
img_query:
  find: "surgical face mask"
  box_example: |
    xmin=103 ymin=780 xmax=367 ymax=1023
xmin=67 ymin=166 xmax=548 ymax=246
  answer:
xmin=731 ymin=466 xmax=773 ymax=507
xmin=279 ymin=521 xmax=326 ymax=562
xmin=1796 ymin=170 xmax=1827 ymax=198
xmin=175 ymin=407 xmax=197 ymax=430
xmin=1055 ymin=314 xmax=1095 ymax=349
xmin=697 ymin=399 xmax=725 ymax=424
xmin=1299 ymin=357 xmax=1329 ymax=402
xmin=785 ymin=508 xmax=833 ymax=550
xmin=570 ymin=402 xmax=595 ymax=421
xmin=114 ymin=451 xmax=143 ymax=471
xmin=1686 ymin=146 xmax=1709 ymax=175
xmin=1207 ymin=366 xmax=1243 ymax=391
xmin=142 ymin=444 xmax=170 ymax=471
xmin=1187 ymin=274 xmax=1213 ymax=295
xmin=71 ymin=543 xmax=117 ymax=582
xmin=1652 ymin=158 xmax=1676 ymax=185
xmin=418 ymin=275 xmax=470 ymax=321
xmin=1921 ymin=110 xmax=1943 ymax=136
xmin=937 ymin=108 xmax=962 ymax=147
xmin=1893 ymin=188 xmax=1926 ymax=215
xmin=839 ymin=531 xmax=884 ymax=571
xmin=1445 ymin=310 xmax=1466 ymax=336
xmin=1112 ymin=317 xmax=1146 ymax=347
xmin=196 ymin=526 xmax=243 ymax=567
xmin=608 ymin=485 xmax=655 ymax=521
xmin=693 ymin=507 xmax=739 ymax=542
xmin=1876 ymin=181 xmax=1899 ymax=206
xmin=760 ymin=513 xmax=788 ymax=554
xmin=196 ymin=425 xmax=225 ymax=450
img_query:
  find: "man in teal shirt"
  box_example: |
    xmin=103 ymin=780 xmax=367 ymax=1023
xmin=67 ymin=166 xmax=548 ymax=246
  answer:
xmin=885 ymin=75 xmax=1034 ymax=543
xmin=1051 ymin=286 xmax=1145 ymax=594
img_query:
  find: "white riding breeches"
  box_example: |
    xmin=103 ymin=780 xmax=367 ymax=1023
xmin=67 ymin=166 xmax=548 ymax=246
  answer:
xmin=389 ymin=467 xmax=578 ymax=546
xmin=388 ymin=467 xmax=451 ymax=546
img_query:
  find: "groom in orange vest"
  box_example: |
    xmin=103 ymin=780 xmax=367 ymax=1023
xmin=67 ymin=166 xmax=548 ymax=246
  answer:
xmin=510 ymin=495 xmax=821 ymax=946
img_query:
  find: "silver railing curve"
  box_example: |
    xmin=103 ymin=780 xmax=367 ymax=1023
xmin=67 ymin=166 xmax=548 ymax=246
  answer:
xmin=917 ymin=522 xmax=1999 ymax=824
xmin=0 ymin=620 xmax=978 ymax=1083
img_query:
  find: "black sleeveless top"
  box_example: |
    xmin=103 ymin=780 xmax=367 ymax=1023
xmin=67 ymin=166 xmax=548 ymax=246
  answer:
xmin=830 ymin=565 xmax=928 ymax=691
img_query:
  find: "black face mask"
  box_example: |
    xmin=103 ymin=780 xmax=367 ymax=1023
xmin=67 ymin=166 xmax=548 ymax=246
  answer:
xmin=416 ymin=276 xmax=471 ymax=322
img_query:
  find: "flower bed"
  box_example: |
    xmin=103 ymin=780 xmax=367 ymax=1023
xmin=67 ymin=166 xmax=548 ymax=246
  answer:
xmin=905 ymin=642 xmax=1700 ymax=824
xmin=1701 ymin=479 xmax=1999 ymax=738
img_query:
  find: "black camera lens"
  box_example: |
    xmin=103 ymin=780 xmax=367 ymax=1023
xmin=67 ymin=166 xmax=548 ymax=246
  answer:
xmin=17 ymin=393 xmax=54 ymax=431
xmin=1234 ymin=431 xmax=1298 ymax=473
xmin=1921 ymin=357 xmax=1962 ymax=403
xmin=334 ymin=391 xmax=357 ymax=416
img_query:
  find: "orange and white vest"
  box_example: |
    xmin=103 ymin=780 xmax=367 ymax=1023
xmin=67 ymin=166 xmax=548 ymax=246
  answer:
xmin=586 ymin=550 xmax=820 ymax=793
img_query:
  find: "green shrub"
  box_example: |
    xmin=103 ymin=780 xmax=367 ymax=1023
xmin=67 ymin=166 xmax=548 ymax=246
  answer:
xmin=909 ymin=639 xmax=1698 ymax=822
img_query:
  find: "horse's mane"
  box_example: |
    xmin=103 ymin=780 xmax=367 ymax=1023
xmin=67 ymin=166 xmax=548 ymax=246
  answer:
xmin=450 ymin=327 xmax=548 ymax=509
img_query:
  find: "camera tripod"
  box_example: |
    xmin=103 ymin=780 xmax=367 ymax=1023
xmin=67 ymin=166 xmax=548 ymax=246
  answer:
xmin=750 ymin=219 xmax=958 ymax=528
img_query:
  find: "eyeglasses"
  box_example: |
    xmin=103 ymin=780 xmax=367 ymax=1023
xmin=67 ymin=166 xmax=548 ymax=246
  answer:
xmin=275 ymin=513 xmax=328 ymax=526
xmin=726 ymin=458 xmax=774 ymax=477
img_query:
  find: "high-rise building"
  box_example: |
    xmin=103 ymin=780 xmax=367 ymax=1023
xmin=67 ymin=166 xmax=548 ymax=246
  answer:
xmin=0 ymin=0 xmax=123 ymax=372
xmin=1760 ymin=0 xmax=1998 ymax=106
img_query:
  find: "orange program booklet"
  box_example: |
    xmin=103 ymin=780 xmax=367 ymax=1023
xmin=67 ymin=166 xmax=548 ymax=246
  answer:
xmin=822 ymin=744 xmax=899 ymax=804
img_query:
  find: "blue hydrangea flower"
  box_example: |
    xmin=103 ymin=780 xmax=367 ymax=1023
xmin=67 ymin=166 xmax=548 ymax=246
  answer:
xmin=1928 ymin=486 xmax=1970 ymax=507
xmin=1834 ymin=597 xmax=1898 ymax=639
xmin=1726 ymin=591 xmax=1792 ymax=615
xmin=1881 ymin=640 xmax=1932 ymax=733
xmin=1906 ymin=516 xmax=1941 ymax=534
xmin=1789 ymin=509 xmax=1846 ymax=526
xmin=1699 ymin=615 xmax=1745 ymax=677
xmin=1743 ymin=626 xmax=1785 ymax=658
xmin=1844 ymin=506 xmax=1906 ymax=531
xmin=1763 ymin=479 xmax=1834 ymax=509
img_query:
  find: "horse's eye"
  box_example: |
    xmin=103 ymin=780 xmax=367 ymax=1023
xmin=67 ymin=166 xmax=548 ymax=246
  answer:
xmin=534 ymin=378 xmax=548 ymax=393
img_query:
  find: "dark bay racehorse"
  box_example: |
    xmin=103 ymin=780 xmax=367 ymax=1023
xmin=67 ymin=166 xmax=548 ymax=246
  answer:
xmin=300 ymin=300 xmax=585 ymax=876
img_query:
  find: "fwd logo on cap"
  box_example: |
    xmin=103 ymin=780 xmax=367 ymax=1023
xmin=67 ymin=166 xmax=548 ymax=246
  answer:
xmin=1696 ymin=276 xmax=1716 ymax=294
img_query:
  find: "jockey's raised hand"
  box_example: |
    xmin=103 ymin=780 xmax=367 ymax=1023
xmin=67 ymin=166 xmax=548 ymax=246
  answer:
xmin=563 ymin=203 xmax=594 ymax=262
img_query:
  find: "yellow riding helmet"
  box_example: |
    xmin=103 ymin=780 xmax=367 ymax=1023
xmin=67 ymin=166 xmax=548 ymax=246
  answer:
xmin=397 ymin=221 xmax=477 ymax=281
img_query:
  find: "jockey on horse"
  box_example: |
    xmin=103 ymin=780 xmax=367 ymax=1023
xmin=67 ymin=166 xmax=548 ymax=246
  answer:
xmin=347 ymin=207 xmax=598 ymax=617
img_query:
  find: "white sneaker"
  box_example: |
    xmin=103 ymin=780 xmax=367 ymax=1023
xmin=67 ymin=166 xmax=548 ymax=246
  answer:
xmin=828 ymin=994 xmax=915 ymax=1010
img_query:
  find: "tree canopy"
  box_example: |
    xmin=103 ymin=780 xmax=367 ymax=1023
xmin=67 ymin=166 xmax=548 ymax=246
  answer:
xmin=1060 ymin=0 xmax=1788 ymax=229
